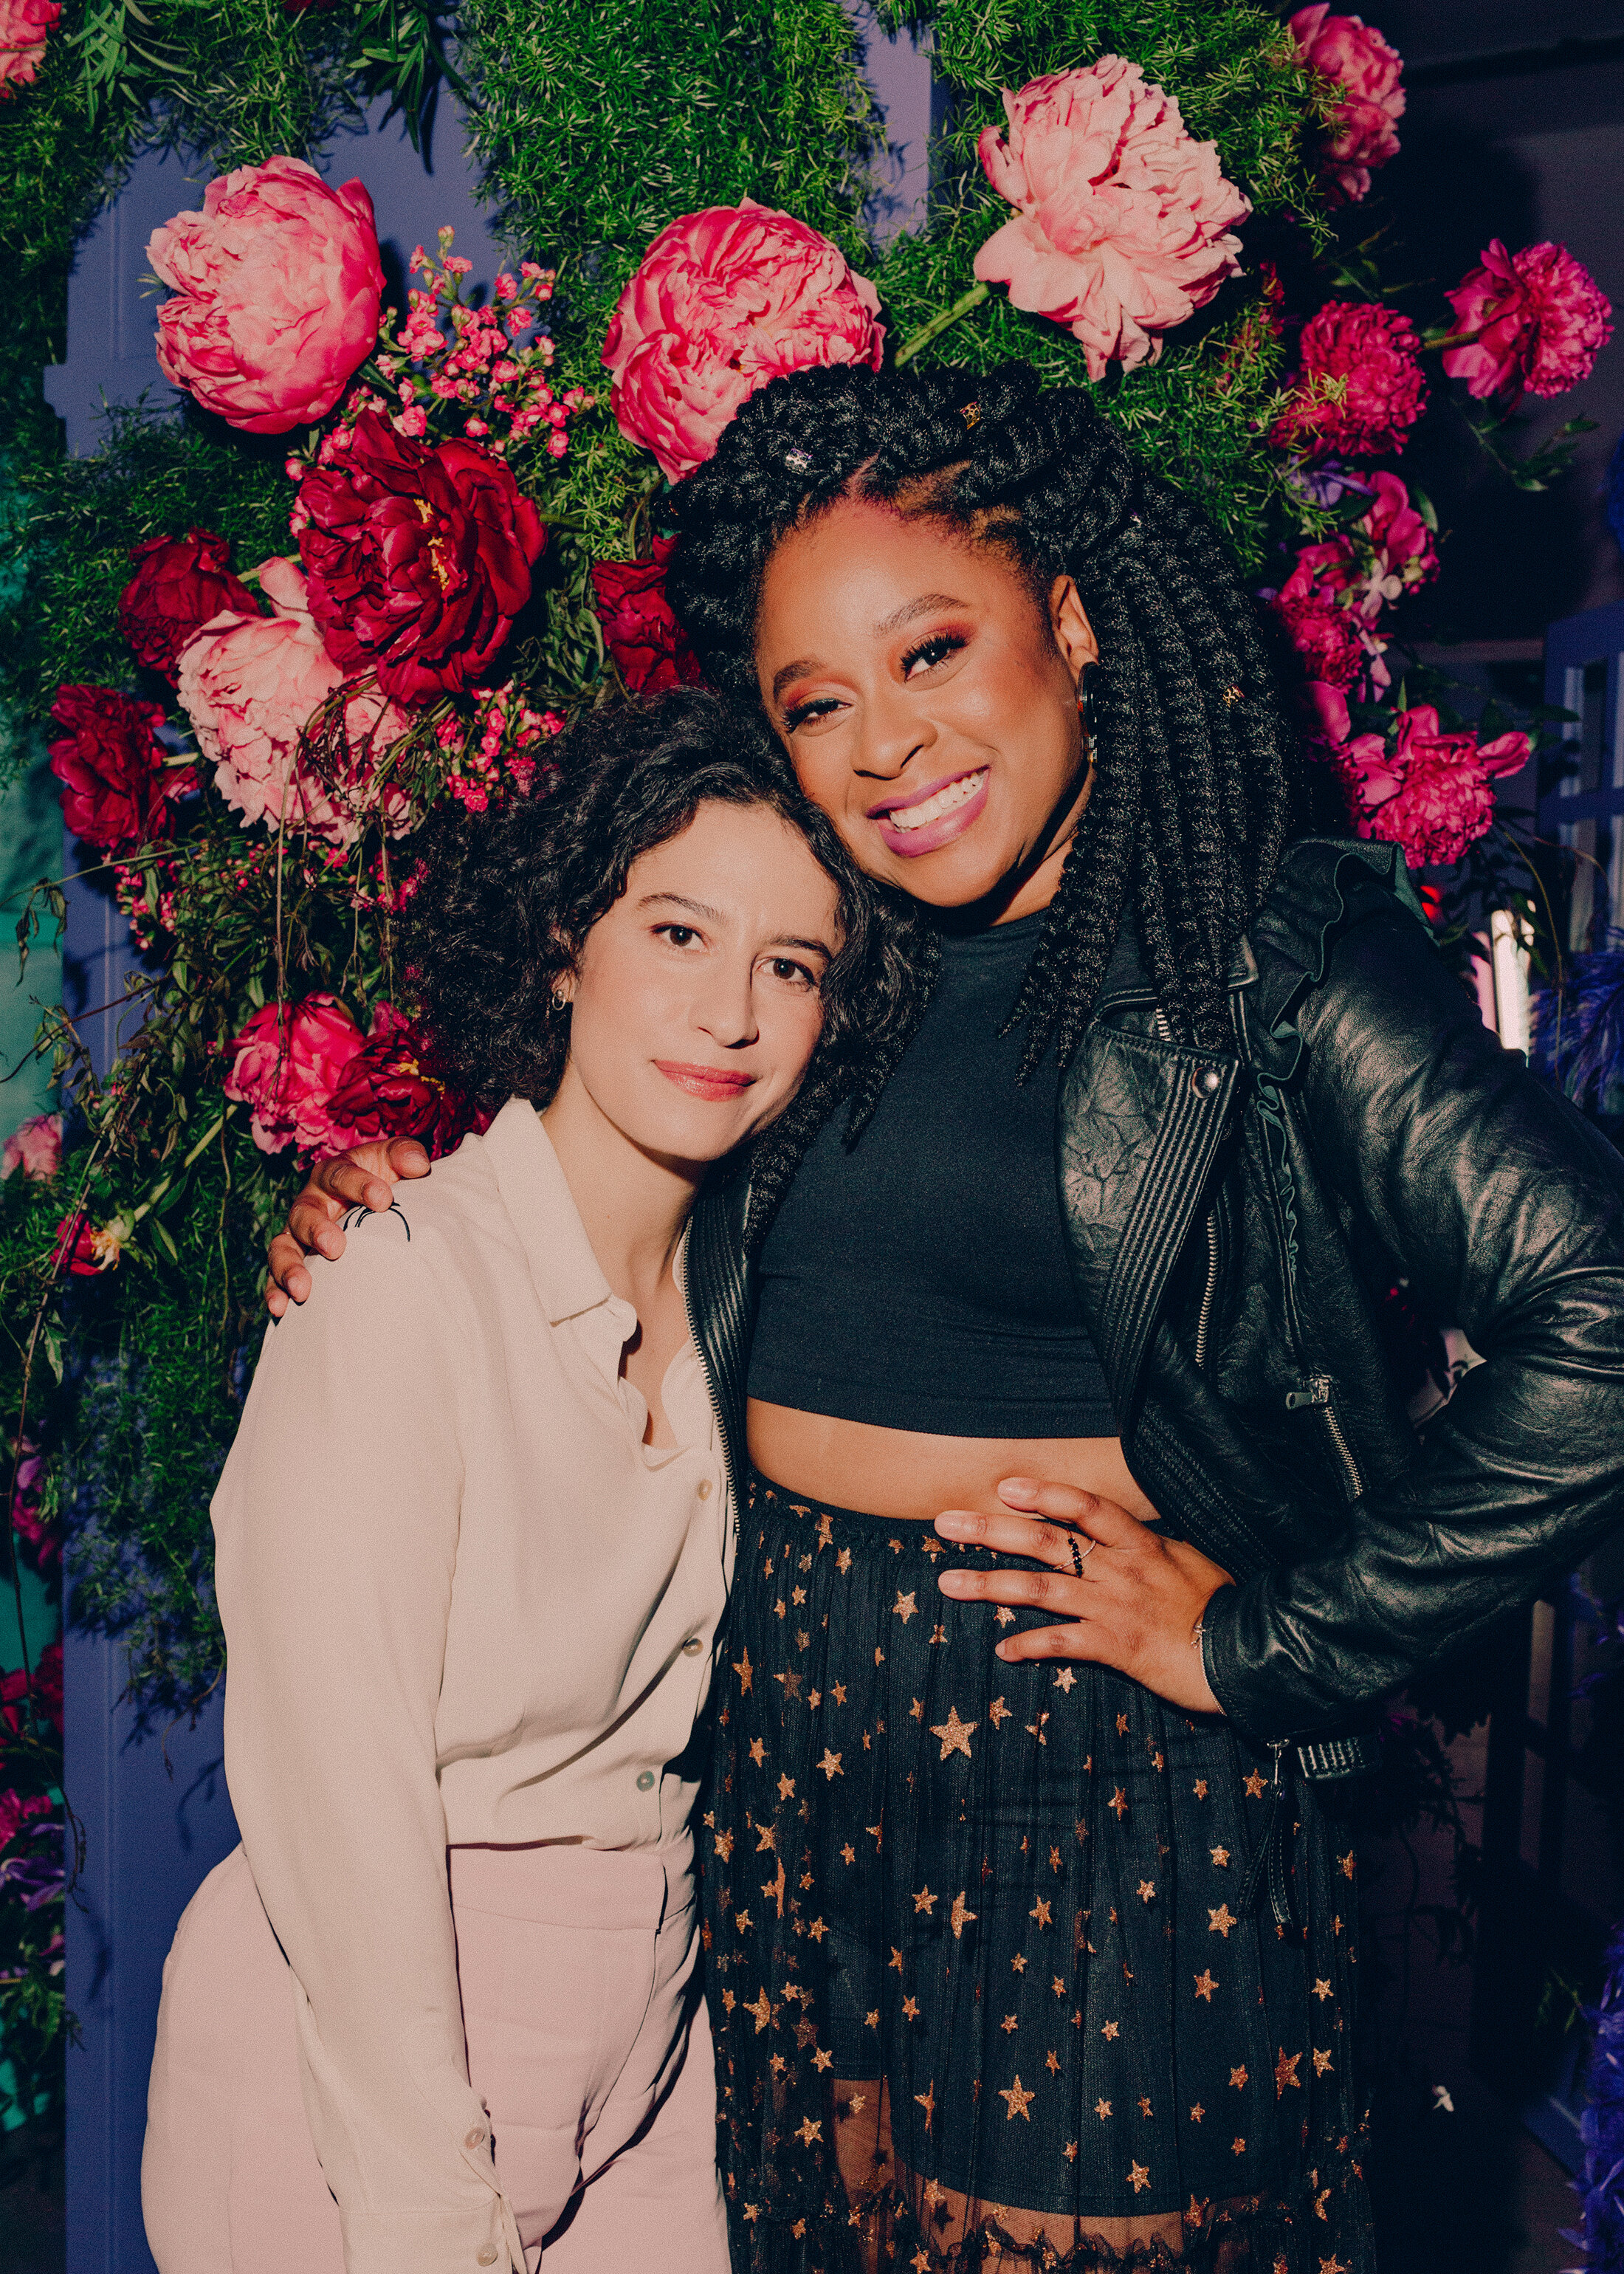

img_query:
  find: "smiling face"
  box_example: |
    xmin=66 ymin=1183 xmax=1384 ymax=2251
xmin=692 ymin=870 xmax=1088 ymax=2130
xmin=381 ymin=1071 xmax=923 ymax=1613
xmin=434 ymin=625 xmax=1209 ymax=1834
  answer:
xmin=551 ymin=798 xmax=839 ymax=1173
xmin=754 ymin=498 xmax=1099 ymax=919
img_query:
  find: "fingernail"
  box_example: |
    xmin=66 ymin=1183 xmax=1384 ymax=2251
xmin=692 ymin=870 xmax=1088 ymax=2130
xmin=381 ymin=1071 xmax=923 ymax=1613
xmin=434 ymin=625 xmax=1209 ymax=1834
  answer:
xmin=999 ymin=1477 xmax=1038 ymax=1500
xmin=937 ymin=1571 xmax=968 ymax=1593
xmin=935 ymin=1513 xmax=975 ymax=1536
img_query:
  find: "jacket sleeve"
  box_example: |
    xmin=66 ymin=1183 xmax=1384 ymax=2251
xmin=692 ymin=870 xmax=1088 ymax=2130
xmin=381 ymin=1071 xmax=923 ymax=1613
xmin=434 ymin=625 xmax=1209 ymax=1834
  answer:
xmin=213 ymin=1226 xmax=520 ymax=2274
xmin=1201 ymin=898 xmax=1624 ymax=1741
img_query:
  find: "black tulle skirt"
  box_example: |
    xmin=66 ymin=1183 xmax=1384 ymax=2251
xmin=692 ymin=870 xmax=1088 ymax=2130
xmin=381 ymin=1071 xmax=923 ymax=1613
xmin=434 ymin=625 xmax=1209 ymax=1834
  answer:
xmin=703 ymin=1474 xmax=1377 ymax=2274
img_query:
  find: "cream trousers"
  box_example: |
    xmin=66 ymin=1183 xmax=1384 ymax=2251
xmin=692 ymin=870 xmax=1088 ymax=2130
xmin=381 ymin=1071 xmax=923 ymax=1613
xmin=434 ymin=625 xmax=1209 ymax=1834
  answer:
xmin=142 ymin=1842 xmax=729 ymax=2273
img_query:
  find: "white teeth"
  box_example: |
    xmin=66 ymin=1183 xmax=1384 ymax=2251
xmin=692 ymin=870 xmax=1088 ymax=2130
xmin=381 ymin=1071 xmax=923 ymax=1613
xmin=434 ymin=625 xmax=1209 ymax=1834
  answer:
xmin=885 ymin=770 xmax=987 ymax=831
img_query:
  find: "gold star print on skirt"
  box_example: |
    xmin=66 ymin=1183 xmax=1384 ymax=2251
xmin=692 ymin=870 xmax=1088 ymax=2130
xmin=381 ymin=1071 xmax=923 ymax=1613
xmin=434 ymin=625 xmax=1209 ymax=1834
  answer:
xmin=701 ymin=1477 xmax=1377 ymax=2274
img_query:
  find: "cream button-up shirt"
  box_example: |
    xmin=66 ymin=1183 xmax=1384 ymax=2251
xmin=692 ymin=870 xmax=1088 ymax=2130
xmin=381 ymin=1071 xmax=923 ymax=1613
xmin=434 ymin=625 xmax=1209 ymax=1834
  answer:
xmin=213 ymin=1099 xmax=733 ymax=2274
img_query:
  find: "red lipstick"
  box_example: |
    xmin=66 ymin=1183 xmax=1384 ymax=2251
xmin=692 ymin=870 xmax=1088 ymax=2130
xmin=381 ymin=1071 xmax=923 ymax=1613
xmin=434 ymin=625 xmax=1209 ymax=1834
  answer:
xmin=655 ymin=1061 xmax=757 ymax=1102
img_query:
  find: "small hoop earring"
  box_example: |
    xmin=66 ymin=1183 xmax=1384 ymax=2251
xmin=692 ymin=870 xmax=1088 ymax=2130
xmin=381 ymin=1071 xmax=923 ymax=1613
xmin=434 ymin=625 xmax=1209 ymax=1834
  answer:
xmin=549 ymin=986 xmax=571 ymax=1017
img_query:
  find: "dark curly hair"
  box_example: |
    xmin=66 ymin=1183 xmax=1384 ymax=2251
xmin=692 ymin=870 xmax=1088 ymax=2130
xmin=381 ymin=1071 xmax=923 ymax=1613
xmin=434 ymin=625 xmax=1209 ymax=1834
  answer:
xmin=667 ymin=359 xmax=1307 ymax=1076
xmin=405 ymin=687 xmax=924 ymax=1133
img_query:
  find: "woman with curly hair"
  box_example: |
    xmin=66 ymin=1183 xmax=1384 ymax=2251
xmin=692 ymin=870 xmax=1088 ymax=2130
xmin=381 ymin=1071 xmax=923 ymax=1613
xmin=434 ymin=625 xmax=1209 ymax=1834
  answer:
xmin=142 ymin=690 xmax=911 ymax=2274
xmin=274 ymin=364 xmax=1624 ymax=2274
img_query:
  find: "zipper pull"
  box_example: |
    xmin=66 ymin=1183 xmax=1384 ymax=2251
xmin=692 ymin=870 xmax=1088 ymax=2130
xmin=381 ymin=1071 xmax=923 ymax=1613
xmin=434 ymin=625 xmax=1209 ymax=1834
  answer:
xmin=1284 ymin=1376 xmax=1331 ymax=1411
xmin=1238 ymin=1741 xmax=1300 ymax=1937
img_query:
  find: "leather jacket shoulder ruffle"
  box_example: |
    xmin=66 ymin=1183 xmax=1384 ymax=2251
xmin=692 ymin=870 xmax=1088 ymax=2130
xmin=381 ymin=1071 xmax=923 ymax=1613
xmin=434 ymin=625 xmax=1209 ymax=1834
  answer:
xmin=686 ymin=837 xmax=1624 ymax=1746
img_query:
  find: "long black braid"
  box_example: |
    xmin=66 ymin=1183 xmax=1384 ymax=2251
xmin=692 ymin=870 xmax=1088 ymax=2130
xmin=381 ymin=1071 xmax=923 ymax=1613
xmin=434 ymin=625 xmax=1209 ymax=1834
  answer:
xmin=666 ymin=360 xmax=1307 ymax=1240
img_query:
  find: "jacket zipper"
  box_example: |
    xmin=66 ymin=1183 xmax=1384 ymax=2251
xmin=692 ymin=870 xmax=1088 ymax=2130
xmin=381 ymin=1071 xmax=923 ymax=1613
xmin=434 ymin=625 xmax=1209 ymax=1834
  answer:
xmin=1284 ymin=1373 xmax=1364 ymax=1502
xmin=1195 ymin=1206 xmax=1220 ymax=1372
xmin=681 ymin=1218 xmax=743 ymax=1539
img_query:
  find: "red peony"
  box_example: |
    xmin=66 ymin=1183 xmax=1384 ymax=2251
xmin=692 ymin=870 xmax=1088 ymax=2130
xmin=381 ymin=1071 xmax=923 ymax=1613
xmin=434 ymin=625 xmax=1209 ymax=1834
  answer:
xmin=1 ymin=1642 xmax=62 ymax=1737
xmin=222 ymin=992 xmax=367 ymax=1154
xmin=1335 ymin=704 xmax=1530 ymax=866
xmin=148 ymin=157 xmax=383 ymax=436
xmin=1443 ymin=239 xmax=1613 ymax=404
xmin=1289 ymin=7 xmax=1404 ymax=205
xmin=589 ymin=537 xmax=703 ymax=695
xmin=118 ymin=529 xmax=259 ymax=680
xmin=48 ymin=686 xmax=190 ymax=851
xmin=0 ymin=0 xmax=60 ymax=94
xmin=50 ymin=1209 xmax=125 ymax=1275
xmin=1272 ymin=300 xmax=1428 ymax=461
xmin=322 ymin=1003 xmax=479 ymax=1158
xmin=1270 ymin=588 xmax=1365 ymax=693
xmin=603 ymin=199 xmax=884 ymax=484
xmin=974 ymin=58 xmax=1250 ymax=381
xmin=297 ymin=411 xmax=545 ymax=704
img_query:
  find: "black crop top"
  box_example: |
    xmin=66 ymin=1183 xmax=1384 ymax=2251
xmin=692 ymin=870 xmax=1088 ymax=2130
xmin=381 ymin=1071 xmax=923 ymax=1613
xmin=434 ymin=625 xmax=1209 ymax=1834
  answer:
xmin=749 ymin=911 xmax=1118 ymax=1437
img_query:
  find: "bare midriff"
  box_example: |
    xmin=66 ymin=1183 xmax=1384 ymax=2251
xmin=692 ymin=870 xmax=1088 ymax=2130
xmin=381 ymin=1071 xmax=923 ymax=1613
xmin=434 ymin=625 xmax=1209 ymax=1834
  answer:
xmin=746 ymin=1400 xmax=1160 ymax=1525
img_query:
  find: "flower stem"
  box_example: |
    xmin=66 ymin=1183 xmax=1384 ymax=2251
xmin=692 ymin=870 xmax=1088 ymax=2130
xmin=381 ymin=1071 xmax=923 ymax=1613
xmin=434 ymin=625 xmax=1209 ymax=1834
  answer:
xmin=1420 ymin=326 xmax=1479 ymax=351
xmin=895 ymin=281 xmax=991 ymax=368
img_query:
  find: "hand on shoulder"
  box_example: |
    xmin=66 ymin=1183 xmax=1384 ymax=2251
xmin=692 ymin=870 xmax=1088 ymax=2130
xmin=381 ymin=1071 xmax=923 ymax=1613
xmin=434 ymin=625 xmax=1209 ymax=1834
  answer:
xmin=265 ymin=1138 xmax=433 ymax=1316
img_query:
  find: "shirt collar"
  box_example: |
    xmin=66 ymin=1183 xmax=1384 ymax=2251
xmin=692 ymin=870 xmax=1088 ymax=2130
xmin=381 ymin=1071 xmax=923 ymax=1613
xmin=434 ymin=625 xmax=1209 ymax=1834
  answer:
xmin=482 ymin=1097 xmax=619 ymax=1327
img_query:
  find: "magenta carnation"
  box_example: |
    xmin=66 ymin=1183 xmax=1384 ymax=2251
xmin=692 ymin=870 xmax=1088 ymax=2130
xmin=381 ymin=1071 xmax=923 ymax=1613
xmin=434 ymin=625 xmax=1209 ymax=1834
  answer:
xmin=148 ymin=157 xmax=384 ymax=436
xmin=1270 ymin=590 xmax=1365 ymax=693
xmin=1443 ymin=239 xmax=1613 ymax=404
xmin=0 ymin=0 xmax=59 ymax=93
xmin=1273 ymin=300 xmax=1428 ymax=461
xmin=603 ymin=199 xmax=884 ymax=483
xmin=1289 ymin=7 xmax=1404 ymax=205
xmin=973 ymin=58 xmax=1250 ymax=382
xmin=1335 ymin=704 xmax=1530 ymax=867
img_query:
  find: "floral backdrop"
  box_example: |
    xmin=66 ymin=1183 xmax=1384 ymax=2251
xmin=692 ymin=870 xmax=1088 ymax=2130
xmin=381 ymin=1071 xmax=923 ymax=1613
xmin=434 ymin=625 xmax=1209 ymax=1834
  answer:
xmin=0 ymin=0 xmax=1618 ymax=2207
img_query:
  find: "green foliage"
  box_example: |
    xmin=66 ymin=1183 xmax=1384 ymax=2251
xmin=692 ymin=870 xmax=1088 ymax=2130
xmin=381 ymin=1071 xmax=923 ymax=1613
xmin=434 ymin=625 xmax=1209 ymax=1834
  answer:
xmin=461 ymin=0 xmax=873 ymax=340
xmin=1 ymin=407 xmax=292 ymax=724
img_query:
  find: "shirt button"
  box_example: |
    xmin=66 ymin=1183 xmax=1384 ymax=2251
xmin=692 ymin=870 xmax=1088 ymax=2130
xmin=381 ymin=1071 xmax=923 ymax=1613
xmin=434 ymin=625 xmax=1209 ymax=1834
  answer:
xmin=683 ymin=1637 xmax=704 ymax=1658
xmin=477 ymin=2250 xmax=499 ymax=2266
xmin=464 ymin=2126 xmax=486 ymax=2149
xmin=697 ymin=1478 xmax=714 ymax=1500
xmin=636 ymin=1769 xmax=655 ymax=1791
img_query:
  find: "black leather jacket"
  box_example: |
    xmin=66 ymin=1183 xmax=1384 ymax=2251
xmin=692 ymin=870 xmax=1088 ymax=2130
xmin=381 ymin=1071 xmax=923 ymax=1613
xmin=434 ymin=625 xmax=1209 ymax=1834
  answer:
xmin=684 ymin=837 xmax=1624 ymax=1747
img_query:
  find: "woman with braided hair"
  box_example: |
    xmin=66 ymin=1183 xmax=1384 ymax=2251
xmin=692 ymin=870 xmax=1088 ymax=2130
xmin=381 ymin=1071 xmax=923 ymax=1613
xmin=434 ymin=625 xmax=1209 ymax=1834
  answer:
xmin=271 ymin=359 xmax=1624 ymax=2274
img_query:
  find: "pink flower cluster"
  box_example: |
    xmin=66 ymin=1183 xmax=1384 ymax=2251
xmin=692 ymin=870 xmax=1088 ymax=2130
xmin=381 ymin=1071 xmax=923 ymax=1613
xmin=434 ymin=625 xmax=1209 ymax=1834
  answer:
xmin=435 ymin=683 xmax=563 ymax=814
xmin=0 ymin=0 xmax=60 ymax=95
xmin=223 ymin=993 xmax=475 ymax=1157
xmin=603 ymin=199 xmax=884 ymax=483
xmin=1289 ymin=7 xmax=1404 ymax=205
xmin=359 ymin=234 xmax=591 ymax=461
xmin=1335 ymin=705 xmax=1530 ymax=868
xmin=148 ymin=157 xmax=384 ymax=436
xmin=1273 ymin=472 xmax=1438 ymax=701
xmin=1273 ymin=300 xmax=1428 ymax=460
xmin=176 ymin=558 xmax=410 ymax=848
xmin=973 ymin=58 xmax=1250 ymax=382
xmin=1444 ymin=238 xmax=1613 ymax=404
xmin=1 ymin=1114 xmax=61 ymax=1181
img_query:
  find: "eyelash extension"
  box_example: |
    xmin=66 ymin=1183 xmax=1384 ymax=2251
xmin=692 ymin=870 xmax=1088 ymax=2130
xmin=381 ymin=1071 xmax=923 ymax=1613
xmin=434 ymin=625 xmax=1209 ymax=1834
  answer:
xmin=900 ymin=631 xmax=966 ymax=676
xmin=782 ymin=695 xmax=842 ymax=732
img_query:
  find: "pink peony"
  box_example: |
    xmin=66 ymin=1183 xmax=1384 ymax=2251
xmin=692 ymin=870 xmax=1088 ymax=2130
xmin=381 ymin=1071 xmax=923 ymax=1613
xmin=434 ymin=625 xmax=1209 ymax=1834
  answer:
xmin=176 ymin=557 xmax=408 ymax=848
xmin=1 ymin=1113 xmax=61 ymax=1181
xmin=602 ymin=199 xmax=884 ymax=483
xmin=1335 ymin=704 xmax=1530 ymax=866
xmin=1289 ymin=7 xmax=1404 ymax=205
xmin=223 ymin=992 xmax=368 ymax=1153
xmin=1443 ymin=239 xmax=1613 ymax=404
xmin=0 ymin=0 xmax=59 ymax=93
xmin=973 ymin=59 xmax=1250 ymax=382
xmin=148 ymin=157 xmax=384 ymax=436
xmin=1273 ymin=300 xmax=1428 ymax=461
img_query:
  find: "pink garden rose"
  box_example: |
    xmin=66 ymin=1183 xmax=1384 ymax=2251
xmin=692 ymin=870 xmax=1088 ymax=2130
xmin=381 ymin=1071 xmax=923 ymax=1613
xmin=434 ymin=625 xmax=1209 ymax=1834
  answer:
xmin=223 ymin=992 xmax=368 ymax=1153
xmin=148 ymin=157 xmax=384 ymax=436
xmin=1335 ymin=704 xmax=1530 ymax=867
xmin=1 ymin=1113 xmax=61 ymax=1181
xmin=1443 ymin=239 xmax=1613 ymax=403
xmin=602 ymin=199 xmax=884 ymax=482
xmin=973 ymin=60 xmax=1250 ymax=382
xmin=176 ymin=557 xmax=407 ymax=848
xmin=1289 ymin=7 xmax=1404 ymax=205
xmin=0 ymin=0 xmax=60 ymax=94
xmin=1272 ymin=300 xmax=1428 ymax=460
